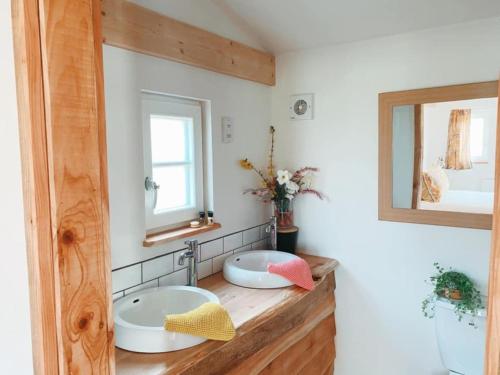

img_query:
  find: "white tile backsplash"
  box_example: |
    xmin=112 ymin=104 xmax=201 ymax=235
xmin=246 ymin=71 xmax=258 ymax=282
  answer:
xmin=224 ymin=232 xmax=243 ymax=253
xmin=142 ymin=254 xmax=173 ymax=282
xmin=111 ymin=223 xmax=269 ymax=294
xmin=213 ymin=251 xmax=234 ymax=273
xmin=113 ymin=292 xmax=124 ymax=301
xmin=159 ymin=268 xmax=188 ymax=286
xmin=200 ymin=238 xmax=223 ymax=261
xmin=243 ymin=227 xmax=260 ymax=245
xmin=252 ymin=239 xmax=268 ymax=250
xmin=234 ymin=244 xmax=252 ymax=254
xmin=198 ymin=259 xmax=213 ymax=280
xmin=112 ymin=264 xmax=141 ymax=293
xmin=124 ymin=279 xmax=158 ymax=295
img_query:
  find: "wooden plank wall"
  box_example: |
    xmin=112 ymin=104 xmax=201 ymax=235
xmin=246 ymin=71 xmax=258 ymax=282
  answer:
xmin=101 ymin=0 xmax=276 ymax=86
xmin=12 ymin=0 xmax=115 ymax=373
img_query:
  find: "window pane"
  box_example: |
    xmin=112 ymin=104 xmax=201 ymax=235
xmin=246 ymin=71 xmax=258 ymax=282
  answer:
xmin=153 ymin=165 xmax=192 ymax=212
xmin=470 ymin=118 xmax=484 ymax=159
xmin=150 ymin=115 xmax=191 ymax=163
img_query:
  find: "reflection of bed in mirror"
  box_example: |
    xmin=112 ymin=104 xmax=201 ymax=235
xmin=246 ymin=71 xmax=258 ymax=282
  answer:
xmin=418 ymin=190 xmax=493 ymax=214
xmin=392 ymin=96 xmax=497 ymax=215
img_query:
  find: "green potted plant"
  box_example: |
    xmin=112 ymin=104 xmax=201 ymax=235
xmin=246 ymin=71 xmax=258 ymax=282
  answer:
xmin=422 ymin=262 xmax=483 ymax=327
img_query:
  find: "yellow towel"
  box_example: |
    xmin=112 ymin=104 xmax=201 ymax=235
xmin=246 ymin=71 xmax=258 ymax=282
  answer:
xmin=164 ymin=302 xmax=236 ymax=341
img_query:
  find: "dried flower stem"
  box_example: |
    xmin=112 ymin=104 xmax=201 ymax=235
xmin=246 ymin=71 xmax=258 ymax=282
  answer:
xmin=252 ymin=166 xmax=269 ymax=186
xmin=300 ymin=188 xmax=325 ymax=200
xmin=268 ymin=126 xmax=275 ymax=178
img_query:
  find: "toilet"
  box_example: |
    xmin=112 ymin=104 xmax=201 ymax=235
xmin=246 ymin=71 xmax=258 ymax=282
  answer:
xmin=435 ymin=298 xmax=487 ymax=375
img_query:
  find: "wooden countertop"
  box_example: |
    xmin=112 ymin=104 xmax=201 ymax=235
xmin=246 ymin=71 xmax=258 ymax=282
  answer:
xmin=115 ymin=253 xmax=339 ymax=375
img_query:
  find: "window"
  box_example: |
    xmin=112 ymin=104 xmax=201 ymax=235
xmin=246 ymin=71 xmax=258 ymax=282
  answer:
xmin=142 ymin=93 xmax=204 ymax=230
xmin=470 ymin=117 xmax=487 ymax=163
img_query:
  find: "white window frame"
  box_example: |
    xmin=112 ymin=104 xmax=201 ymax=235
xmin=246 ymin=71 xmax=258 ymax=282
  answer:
xmin=142 ymin=92 xmax=204 ymax=230
xmin=470 ymin=113 xmax=490 ymax=164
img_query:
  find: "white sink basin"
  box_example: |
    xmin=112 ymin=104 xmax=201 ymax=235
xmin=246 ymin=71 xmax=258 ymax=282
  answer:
xmin=223 ymin=250 xmax=300 ymax=289
xmin=114 ymin=285 xmax=219 ymax=353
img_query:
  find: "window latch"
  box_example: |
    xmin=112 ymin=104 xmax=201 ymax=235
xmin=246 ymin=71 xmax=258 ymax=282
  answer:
xmin=145 ymin=177 xmax=160 ymax=209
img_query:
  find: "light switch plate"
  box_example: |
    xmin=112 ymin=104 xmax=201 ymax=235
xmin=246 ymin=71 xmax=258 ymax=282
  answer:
xmin=222 ymin=116 xmax=233 ymax=143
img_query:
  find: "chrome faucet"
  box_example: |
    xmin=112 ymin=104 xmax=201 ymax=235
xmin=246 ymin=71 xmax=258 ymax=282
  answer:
xmin=266 ymin=216 xmax=277 ymax=250
xmin=179 ymin=240 xmax=198 ymax=287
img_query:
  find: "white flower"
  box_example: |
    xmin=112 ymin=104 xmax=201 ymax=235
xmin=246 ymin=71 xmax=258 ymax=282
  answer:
xmin=286 ymin=194 xmax=294 ymax=200
xmin=286 ymin=181 xmax=299 ymax=192
xmin=277 ymin=170 xmax=291 ymax=185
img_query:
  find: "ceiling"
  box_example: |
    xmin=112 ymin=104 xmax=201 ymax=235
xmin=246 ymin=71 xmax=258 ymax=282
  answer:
xmin=216 ymin=0 xmax=500 ymax=53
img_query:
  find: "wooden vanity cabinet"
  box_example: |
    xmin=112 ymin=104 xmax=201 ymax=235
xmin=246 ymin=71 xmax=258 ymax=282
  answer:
xmin=116 ymin=254 xmax=337 ymax=375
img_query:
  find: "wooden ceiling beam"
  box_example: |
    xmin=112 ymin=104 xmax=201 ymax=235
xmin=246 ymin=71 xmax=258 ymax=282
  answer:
xmin=102 ymin=0 xmax=276 ymax=86
xmin=101 ymin=0 xmax=276 ymax=86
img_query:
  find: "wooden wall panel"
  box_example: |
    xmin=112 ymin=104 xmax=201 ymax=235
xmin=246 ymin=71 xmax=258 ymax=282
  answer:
xmin=101 ymin=0 xmax=276 ymax=86
xmin=13 ymin=0 xmax=115 ymax=373
xmin=486 ymin=77 xmax=500 ymax=375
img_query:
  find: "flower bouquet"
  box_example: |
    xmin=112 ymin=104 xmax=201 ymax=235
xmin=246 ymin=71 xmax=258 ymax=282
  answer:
xmin=239 ymin=126 xmax=324 ymax=229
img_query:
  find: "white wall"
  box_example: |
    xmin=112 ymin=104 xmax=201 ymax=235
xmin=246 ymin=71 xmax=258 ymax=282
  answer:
xmin=0 ymin=2 xmax=34 ymax=374
xmin=272 ymin=18 xmax=500 ymax=375
xmin=104 ymin=45 xmax=272 ymax=269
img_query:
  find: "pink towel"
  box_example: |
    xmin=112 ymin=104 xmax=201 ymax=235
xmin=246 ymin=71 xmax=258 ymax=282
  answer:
xmin=267 ymin=258 xmax=315 ymax=291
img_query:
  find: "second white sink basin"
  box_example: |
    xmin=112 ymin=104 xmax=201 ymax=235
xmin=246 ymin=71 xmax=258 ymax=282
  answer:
xmin=114 ymin=286 xmax=219 ymax=353
xmin=223 ymin=250 xmax=300 ymax=289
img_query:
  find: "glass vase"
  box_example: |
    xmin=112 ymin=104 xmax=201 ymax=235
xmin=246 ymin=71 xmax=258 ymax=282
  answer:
xmin=273 ymin=199 xmax=294 ymax=229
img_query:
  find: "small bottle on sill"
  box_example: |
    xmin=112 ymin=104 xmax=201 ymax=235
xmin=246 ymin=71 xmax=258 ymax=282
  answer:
xmin=207 ymin=211 xmax=214 ymax=225
xmin=199 ymin=211 xmax=206 ymax=226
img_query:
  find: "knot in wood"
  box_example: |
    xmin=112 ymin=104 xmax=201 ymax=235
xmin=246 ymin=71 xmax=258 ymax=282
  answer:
xmin=78 ymin=317 xmax=89 ymax=330
xmin=62 ymin=230 xmax=75 ymax=244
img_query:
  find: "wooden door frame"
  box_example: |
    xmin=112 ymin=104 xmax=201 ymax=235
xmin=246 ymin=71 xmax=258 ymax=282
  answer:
xmin=12 ymin=0 xmax=114 ymax=373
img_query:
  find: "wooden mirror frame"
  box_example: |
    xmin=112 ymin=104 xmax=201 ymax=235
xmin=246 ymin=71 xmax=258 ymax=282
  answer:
xmin=379 ymin=81 xmax=499 ymax=229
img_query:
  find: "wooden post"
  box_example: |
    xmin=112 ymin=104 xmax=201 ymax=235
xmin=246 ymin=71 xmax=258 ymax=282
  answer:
xmin=486 ymin=77 xmax=500 ymax=375
xmin=12 ymin=0 xmax=115 ymax=373
xmin=11 ymin=0 xmax=59 ymax=373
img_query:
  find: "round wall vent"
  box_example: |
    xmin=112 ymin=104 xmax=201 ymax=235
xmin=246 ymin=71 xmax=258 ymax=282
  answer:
xmin=289 ymin=94 xmax=314 ymax=120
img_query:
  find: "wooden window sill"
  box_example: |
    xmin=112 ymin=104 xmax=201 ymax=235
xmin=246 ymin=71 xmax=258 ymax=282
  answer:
xmin=143 ymin=223 xmax=222 ymax=247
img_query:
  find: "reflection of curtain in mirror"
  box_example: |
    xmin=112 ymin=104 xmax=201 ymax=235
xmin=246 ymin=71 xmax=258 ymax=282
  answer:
xmin=444 ymin=109 xmax=472 ymax=170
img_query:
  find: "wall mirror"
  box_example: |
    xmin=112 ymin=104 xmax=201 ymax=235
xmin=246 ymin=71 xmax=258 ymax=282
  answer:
xmin=379 ymin=81 xmax=498 ymax=229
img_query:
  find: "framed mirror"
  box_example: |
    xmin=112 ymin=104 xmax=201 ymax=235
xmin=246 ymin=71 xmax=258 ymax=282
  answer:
xmin=379 ymin=81 xmax=498 ymax=229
